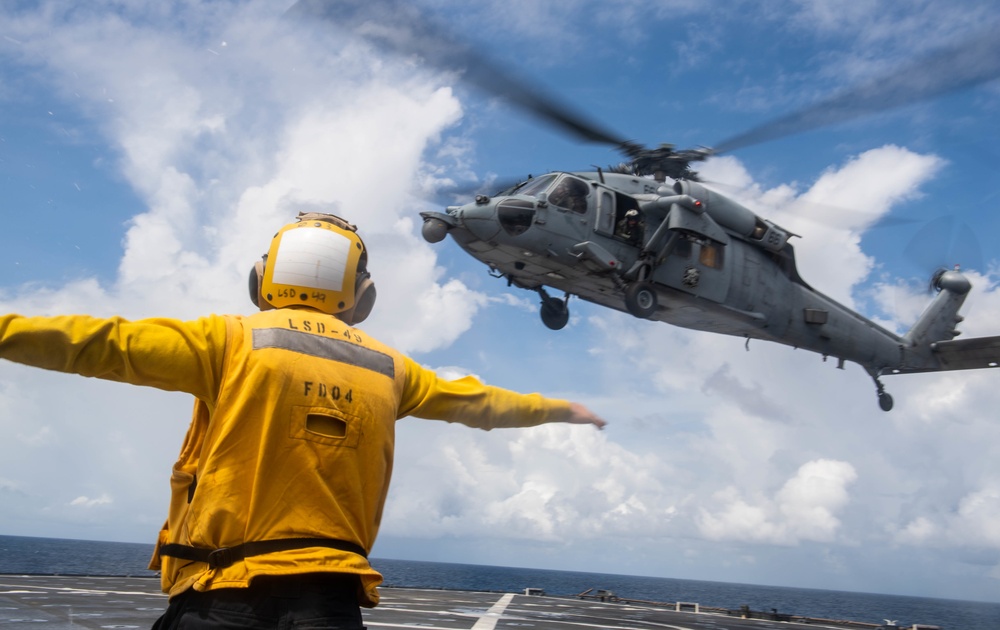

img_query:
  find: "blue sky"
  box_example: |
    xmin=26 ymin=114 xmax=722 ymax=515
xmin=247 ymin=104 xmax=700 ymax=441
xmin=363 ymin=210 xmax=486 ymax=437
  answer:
xmin=2 ymin=0 xmax=1000 ymax=605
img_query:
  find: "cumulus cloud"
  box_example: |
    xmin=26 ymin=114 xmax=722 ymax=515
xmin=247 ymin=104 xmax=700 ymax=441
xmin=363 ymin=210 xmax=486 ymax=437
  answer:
xmin=69 ymin=494 xmax=113 ymax=508
xmin=893 ymin=484 xmax=1000 ymax=550
xmin=697 ymin=460 xmax=857 ymax=545
xmin=384 ymin=422 xmax=677 ymax=542
xmin=0 ymin=3 xmax=484 ymax=345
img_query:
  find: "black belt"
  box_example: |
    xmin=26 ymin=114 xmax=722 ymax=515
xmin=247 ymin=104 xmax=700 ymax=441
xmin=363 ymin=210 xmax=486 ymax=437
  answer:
xmin=160 ymin=538 xmax=368 ymax=569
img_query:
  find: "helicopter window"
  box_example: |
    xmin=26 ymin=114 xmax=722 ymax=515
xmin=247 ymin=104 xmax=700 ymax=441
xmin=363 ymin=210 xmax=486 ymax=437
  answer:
xmin=699 ymin=242 xmax=724 ymax=269
xmin=497 ymin=199 xmax=536 ymax=236
xmin=513 ymin=173 xmax=558 ymax=198
xmin=548 ymin=176 xmax=589 ymax=214
xmin=671 ymin=237 xmax=692 ymax=259
xmin=596 ymin=190 xmax=616 ymax=234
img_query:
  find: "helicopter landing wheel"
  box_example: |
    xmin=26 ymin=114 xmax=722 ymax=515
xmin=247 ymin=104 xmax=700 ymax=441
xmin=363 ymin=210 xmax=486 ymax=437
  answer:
xmin=540 ymin=297 xmax=569 ymax=330
xmin=872 ymin=375 xmax=894 ymax=412
xmin=624 ymin=282 xmax=657 ymax=319
xmin=878 ymin=391 xmax=894 ymax=412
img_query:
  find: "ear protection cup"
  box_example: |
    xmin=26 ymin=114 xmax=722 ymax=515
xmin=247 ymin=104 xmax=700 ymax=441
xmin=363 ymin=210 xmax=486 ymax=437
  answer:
xmin=248 ymin=259 xmax=266 ymax=309
xmin=340 ymin=272 xmax=376 ymax=325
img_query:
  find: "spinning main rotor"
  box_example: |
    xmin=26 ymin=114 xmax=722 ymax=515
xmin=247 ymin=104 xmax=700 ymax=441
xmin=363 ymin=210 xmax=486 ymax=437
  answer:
xmin=288 ymin=0 xmax=1000 ymax=181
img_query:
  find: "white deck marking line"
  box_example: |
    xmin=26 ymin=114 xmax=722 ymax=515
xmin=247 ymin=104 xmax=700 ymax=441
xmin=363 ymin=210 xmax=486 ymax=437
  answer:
xmin=470 ymin=592 xmax=515 ymax=630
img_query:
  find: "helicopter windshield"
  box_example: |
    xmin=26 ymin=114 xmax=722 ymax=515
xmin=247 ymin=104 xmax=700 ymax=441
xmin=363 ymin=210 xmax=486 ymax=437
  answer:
xmin=511 ymin=173 xmax=558 ymax=197
xmin=548 ymin=175 xmax=589 ymax=214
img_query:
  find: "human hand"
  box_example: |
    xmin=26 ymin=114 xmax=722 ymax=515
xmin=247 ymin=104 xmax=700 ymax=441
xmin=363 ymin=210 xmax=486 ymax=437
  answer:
xmin=566 ymin=402 xmax=606 ymax=430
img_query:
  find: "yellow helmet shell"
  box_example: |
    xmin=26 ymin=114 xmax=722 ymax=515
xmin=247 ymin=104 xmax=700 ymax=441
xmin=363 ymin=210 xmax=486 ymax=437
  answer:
xmin=259 ymin=219 xmax=366 ymax=315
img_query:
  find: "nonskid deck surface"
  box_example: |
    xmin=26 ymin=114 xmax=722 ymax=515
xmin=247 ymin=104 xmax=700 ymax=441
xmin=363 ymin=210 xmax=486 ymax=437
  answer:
xmin=0 ymin=575 xmax=867 ymax=630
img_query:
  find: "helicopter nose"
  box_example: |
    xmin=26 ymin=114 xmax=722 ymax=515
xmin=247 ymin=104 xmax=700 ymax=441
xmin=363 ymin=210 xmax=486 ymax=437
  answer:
xmin=458 ymin=202 xmax=502 ymax=242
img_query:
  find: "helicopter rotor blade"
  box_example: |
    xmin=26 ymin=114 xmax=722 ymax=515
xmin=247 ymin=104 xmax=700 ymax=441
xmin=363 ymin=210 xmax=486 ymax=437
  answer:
xmin=712 ymin=29 xmax=1000 ymax=155
xmin=289 ymin=2 xmax=1000 ymax=181
xmin=286 ymin=0 xmax=629 ymax=148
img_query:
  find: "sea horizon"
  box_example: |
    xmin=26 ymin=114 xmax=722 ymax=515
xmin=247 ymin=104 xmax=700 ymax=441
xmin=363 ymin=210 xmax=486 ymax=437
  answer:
xmin=2 ymin=534 xmax=998 ymax=629
xmin=0 ymin=533 xmax=993 ymax=606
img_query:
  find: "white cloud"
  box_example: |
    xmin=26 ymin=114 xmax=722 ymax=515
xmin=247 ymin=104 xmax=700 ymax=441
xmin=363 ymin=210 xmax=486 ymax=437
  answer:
xmin=891 ymin=483 xmax=1000 ymax=550
xmin=384 ymin=422 xmax=677 ymax=542
xmin=952 ymin=485 xmax=1000 ymax=547
xmin=895 ymin=516 xmax=938 ymax=544
xmin=697 ymin=460 xmax=857 ymax=545
xmin=70 ymin=494 xmax=113 ymax=508
xmin=0 ymin=2 xmax=484 ymax=337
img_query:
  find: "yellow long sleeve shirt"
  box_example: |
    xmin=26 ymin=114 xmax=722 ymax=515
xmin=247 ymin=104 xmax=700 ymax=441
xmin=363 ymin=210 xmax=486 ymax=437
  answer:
xmin=0 ymin=309 xmax=573 ymax=605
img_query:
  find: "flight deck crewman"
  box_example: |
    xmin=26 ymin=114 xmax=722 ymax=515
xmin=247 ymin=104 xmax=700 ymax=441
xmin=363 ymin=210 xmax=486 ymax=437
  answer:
xmin=0 ymin=212 xmax=606 ymax=630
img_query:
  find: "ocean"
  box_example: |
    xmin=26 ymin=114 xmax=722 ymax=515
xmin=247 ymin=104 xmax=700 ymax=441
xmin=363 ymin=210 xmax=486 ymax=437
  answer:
xmin=1 ymin=534 xmax=997 ymax=630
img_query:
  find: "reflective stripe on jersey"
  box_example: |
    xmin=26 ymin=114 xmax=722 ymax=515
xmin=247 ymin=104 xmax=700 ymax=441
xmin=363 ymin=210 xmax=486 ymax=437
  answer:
xmin=252 ymin=328 xmax=395 ymax=378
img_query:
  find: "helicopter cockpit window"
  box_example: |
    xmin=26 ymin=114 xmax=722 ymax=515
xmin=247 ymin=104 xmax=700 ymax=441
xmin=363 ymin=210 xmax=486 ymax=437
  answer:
xmin=512 ymin=173 xmax=558 ymax=198
xmin=548 ymin=176 xmax=589 ymax=214
xmin=497 ymin=199 xmax=536 ymax=236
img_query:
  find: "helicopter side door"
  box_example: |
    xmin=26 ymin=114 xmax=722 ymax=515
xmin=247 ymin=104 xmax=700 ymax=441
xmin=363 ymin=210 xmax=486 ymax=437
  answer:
xmin=594 ymin=188 xmax=616 ymax=237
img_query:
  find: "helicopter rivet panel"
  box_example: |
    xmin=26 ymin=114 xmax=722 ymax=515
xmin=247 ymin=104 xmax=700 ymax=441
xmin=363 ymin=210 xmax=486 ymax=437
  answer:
xmin=665 ymin=203 xmax=731 ymax=245
xmin=673 ymin=180 xmax=792 ymax=252
xmin=569 ymin=241 xmax=621 ymax=273
xmin=456 ymin=200 xmax=502 ymax=242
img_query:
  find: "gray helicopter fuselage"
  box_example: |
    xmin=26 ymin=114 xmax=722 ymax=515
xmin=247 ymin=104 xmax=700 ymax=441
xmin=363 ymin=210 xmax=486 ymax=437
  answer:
xmin=428 ymin=172 xmax=903 ymax=365
xmin=421 ymin=170 xmax=998 ymax=410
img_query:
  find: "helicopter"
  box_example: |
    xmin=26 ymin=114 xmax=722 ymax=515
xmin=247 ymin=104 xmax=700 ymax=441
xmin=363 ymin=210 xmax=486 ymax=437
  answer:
xmin=290 ymin=0 xmax=1000 ymax=411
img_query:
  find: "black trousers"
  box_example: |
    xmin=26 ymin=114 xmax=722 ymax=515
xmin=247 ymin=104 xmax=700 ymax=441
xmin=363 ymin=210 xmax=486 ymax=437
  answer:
xmin=151 ymin=573 xmax=365 ymax=630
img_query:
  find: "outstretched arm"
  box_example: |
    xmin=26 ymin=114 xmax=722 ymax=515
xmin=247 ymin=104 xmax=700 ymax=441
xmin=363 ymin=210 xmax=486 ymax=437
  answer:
xmin=399 ymin=357 xmax=608 ymax=430
xmin=0 ymin=313 xmax=226 ymax=401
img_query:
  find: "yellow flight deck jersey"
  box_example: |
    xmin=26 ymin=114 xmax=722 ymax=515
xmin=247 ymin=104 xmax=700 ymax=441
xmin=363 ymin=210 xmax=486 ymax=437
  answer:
xmin=0 ymin=308 xmax=574 ymax=606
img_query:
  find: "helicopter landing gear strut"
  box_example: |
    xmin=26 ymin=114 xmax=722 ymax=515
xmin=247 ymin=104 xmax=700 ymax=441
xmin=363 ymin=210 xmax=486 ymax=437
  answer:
xmin=872 ymin=373 xmax=894 ymax=412
xmin=538 ymin=287 xmax=570 ymax=330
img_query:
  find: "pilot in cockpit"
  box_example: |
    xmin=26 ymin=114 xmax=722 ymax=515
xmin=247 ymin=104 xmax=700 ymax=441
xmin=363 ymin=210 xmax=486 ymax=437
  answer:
xmin=548 ymin=177 xmax=589 ymax=213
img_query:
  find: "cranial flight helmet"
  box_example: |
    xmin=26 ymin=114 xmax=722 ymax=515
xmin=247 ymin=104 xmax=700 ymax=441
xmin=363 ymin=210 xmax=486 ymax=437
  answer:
xmin=249 ymin=212 xmax=376 ymax=325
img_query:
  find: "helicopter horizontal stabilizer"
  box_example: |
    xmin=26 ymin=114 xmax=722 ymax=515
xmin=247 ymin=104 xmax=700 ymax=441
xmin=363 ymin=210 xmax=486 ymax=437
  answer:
xmin=889 ymin=336 xmax=1000 ymax=374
